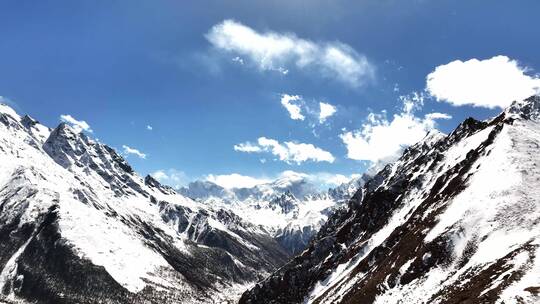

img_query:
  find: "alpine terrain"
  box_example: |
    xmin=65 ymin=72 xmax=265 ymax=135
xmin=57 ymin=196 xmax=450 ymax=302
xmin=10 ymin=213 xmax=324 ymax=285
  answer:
xmin=1 ymin=95 xmax=540 ymax=304
xmin=0 ymin=103 xmax=290 ymax=303
xmin=179 ymin=174 xmax=367 ymax=254
xmin=240 ymin=96 xmax=540 ymax=304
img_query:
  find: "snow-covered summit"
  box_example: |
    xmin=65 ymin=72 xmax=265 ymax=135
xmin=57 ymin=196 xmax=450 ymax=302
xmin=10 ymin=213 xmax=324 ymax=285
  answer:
xmin=506 ymin=94 xmax=540 ymax=120
xmin=0 ymin=103 xmax=21 ymax=120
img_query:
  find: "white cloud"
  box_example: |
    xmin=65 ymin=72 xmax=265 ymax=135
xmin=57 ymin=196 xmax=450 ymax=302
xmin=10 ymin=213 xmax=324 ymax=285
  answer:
xmin=151 ymin=169 xmax=188 ymax=189
xmin=259 ymin=137 xmax=335 ymax=164
xmin=122 ymin=145 xmax=147 ymax=159
xmin=400 ymin=91 xmax=425 ymax=114
xmin=321 ymin=174 xmax=351 ymax=186
xmin=426 ymin=55 xmax=540 ymax=108
xmin=206 ymin=173 xmax=269 ymax=189
xmin=234 ymin=137 xmax=335 ymax=164
xmin=146 ymin=125 xmax=153 ymax=130
xmin=234 ymin=142 xmax=262 ymax=153
xmin=302 ymin=171 xmax=355 ymax=187
xmin=152 ymin=170 xmax=168 ymax=180
xmin=206 ymin=19 xmax=374 ymax=87
xmin=425 ymin=112 xmax=452 ymax=120
xmin=279 ymin=94 xmax=337 ymax=126
xmin=274 ymin=170 xmax=355 ymax=188
xmin=277 ymin=67 xmax=289 ymax=75
xmin=280 ymin=94 xmax=305 ymax=120
xmin=60 ymin=114 xmax=93 ymax=133
xmin=319 ymin=102 xmax=337 ymax=123
xmin=204 ymin=170 xmax=357 ymax=190
xmin=232 ymin=56 xmax=244 ymax=65
xmin=340 ymin=93 xmax=449 ymax=163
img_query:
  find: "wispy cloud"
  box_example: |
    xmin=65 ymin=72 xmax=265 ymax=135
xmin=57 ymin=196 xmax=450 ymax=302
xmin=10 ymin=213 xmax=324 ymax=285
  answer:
xmin=60 ymin=114 xmax=93 ymax=133
xmin=234 ymin=137 xmax=335 ymax=164
xmin=234 ymin=142 xmax=262 ymax=153
xmin=204 ymin=170 xmax=358 ymax=190
xmin=425 ymin=112 xmax=452 ymax=120
xmin=426 ymin=55 xmax=540 ymax=108
xmin=292 ymin=171 xmax=359 ymax=187
xmin=122 ymin=145 xmax=147 ymax=159
xmin=206 ymin=19 xmax=374 ymax=87
xmin=205 ymin=173 xmax=270 ymax=189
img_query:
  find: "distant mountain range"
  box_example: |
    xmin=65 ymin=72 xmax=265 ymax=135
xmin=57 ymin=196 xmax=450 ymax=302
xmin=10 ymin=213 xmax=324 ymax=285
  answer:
xmin=178 ymin=173 xmax=368 ymax=254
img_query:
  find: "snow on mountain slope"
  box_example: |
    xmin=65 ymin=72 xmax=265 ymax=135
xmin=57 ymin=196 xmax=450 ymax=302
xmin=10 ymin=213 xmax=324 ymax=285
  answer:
xmin=239 ymin=96 xmax=540 ymax=304
xmin=181 ymin=174 xmax=367 ymax=255
xmin=0 ymin=104 xmax=288 ymax=304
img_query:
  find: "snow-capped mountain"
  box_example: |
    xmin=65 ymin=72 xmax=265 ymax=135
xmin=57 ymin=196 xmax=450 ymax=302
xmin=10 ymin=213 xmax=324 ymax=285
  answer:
xmin=179 ymin=171 xmax=322 ymax=202
xmin=179 ymin=173 xmax=366 ymax=254
xmin=0 ymin=104 xmax=288 ymax=304
xmin=178 ymin=180 xmax=237 ymax=201
xmin=240 ymin=96 xmax=540 ymax=304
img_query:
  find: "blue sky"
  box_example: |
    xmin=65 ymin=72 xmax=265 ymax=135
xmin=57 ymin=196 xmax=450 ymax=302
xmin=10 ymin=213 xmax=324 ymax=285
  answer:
xmin=1 ymin=1 xmax=539 ymax=188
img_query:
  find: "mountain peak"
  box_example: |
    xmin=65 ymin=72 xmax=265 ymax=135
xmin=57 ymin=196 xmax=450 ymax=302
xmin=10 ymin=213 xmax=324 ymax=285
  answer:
xmin=43 ymin=121 xmax=144 ymax=198
xmin=145 ymin=174 xmax=176 ymax=195
xmin=0 ymin=103 xmax=21 ymax=120
xmin=43 ymin=122 xmax=92 ymax=168
xmin=422 ymin=129 xmax=446 ymax=145
xmin=269 ymin=190 xmax=298 ymax=213
xmin=20 ymin=114 xmax=38 ymax=127
xmin=506 ymin=94 xmax=540 ymax=120
xmin=446 ymin=116 xmax=488 ymax=145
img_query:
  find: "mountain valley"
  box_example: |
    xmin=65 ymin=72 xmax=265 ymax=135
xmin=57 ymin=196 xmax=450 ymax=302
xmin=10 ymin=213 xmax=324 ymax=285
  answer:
xmin=1 ymin=96 xmax=539 ymax=303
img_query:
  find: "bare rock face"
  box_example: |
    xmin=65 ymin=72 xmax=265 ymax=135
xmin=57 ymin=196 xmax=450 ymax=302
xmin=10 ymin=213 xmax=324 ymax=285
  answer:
xmin=240 ymin=96 xmax=540 ymax=304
